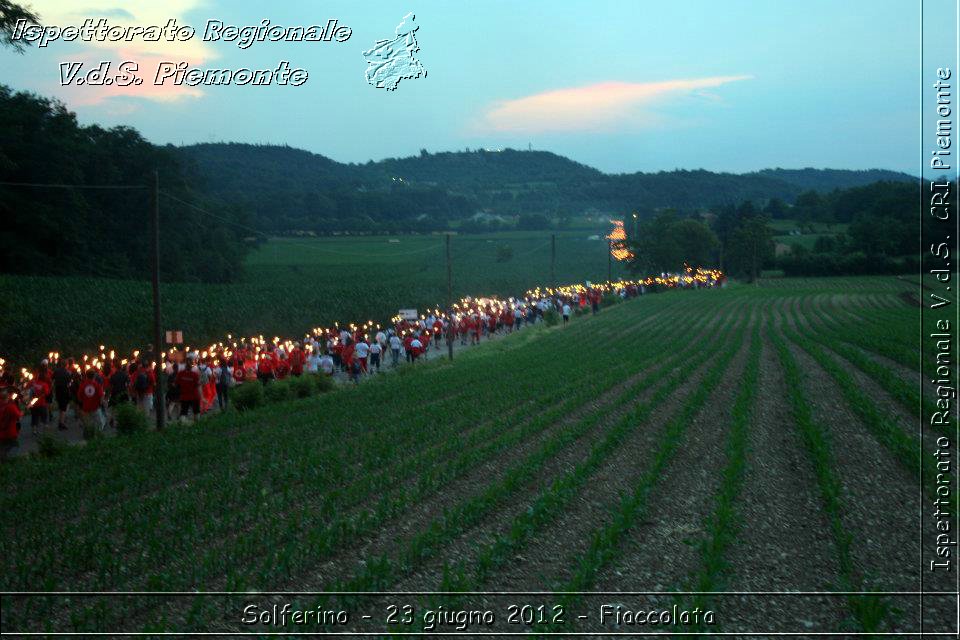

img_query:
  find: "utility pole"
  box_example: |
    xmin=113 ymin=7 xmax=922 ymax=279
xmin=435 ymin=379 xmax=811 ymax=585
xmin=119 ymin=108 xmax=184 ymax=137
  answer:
xmin=446 ymin=233 xmax=454 ymax=361
xmin=151 ymin=170 xmax=166 ymax=431
xmin=607 ymin=239 xmax=612 ymax=282
xmin=550 ymin=234 xmax=556 ymax=289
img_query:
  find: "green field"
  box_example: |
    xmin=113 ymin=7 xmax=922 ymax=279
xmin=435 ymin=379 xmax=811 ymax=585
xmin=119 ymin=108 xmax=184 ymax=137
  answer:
xmin=0 ymin=275 xmax=945 ymax=635
xmin=771 ymin=218 xmax=848 ymax=250
xmin=0 ymin=230 xmax=627 ymax=365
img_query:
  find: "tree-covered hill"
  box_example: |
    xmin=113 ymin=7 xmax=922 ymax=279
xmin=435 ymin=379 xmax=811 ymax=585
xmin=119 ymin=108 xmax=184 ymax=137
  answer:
xmin=175 ymin=143 xmax=915 ymax=232
xmin=0 ymin=85 xmax=252 ymax=283
xmin=752 ymin=167 xmax=915 ymax=192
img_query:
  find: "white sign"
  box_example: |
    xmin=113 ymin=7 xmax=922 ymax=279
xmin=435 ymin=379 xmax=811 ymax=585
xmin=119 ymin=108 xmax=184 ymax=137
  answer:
xmin=165 ymin=330 xmax=183 ymax=344
xmin=398 ymin=309 xmax=418 ymax=321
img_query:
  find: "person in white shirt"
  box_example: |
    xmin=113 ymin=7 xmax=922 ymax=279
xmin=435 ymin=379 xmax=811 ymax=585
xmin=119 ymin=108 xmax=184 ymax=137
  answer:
xmin=389 ymin=334 xmax=402 ymax=366
xmin=409 ymin=337 xmax=423 ymax=362
xmin=369 ymin=341 xmax=382 ymax=372
xmin=562 ymin=303 xmax=571 ymax=324
xmin=354 ymin=340 xmax=370 ymax=374
xmin=319 ymin=353 xmax=335 ymax=375
xmin=305 ymin=350 xmax=320 ymax=374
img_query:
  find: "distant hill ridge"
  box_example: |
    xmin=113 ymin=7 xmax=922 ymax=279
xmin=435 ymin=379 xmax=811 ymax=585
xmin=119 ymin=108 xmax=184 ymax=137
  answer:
xmin=174 ymin=143 xmax=914 ymax=231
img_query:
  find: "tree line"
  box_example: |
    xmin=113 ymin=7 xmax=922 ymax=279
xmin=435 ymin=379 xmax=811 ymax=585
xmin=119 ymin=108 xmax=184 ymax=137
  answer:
xmin=0 ymin=84 xmax=254 ymax=283
xmin=625 ymin=179 xmax=923 ymax=280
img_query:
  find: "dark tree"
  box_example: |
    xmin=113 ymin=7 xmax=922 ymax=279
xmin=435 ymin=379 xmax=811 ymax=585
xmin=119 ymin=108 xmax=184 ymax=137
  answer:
xmin=1 ymin=1 xmax=39 ymax=52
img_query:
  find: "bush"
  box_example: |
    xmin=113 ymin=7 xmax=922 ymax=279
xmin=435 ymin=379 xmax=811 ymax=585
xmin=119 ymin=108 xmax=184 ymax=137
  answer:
xmin=290 ymin=375 xmax=317 ymax=399
xmin=233 ymin=382 xmax=265 ymax=411
xmin=314 ymin=373 xmax=334 ymax=393
xmin=543 ymin=308 xmax=559 ymax=326
xmin=601 ymin=293 xmax=621 ymax=308
xmin=36 ymin=433 xmax=66 ymax=458
xmin=114 ymin=402 xmax=147 ymax=435
xmin=264 ymin=379 xmax=293 ymax=403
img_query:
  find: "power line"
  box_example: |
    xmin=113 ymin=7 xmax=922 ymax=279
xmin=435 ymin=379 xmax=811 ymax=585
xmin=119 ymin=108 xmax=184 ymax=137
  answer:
xmin=159 ymin=190 xmax=268 ymax=239
xmin=0 ymin=181 xmax=147 ymax=190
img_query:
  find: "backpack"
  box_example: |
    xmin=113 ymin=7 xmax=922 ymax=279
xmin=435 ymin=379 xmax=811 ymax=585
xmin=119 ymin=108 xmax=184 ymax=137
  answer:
xmin=134 ymin=371 xmax=149 ymax=393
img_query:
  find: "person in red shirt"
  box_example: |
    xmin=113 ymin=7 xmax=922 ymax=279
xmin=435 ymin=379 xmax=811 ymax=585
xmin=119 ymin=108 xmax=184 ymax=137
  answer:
xmin=257 ymin=352 xmax=275 ymax=384
xmin=77 ymin=369 xmax=105 ymax=431
xmin=503 ymin=309 xmax=515 ymax=333
xmin=289 ymin=345 xmax=305 ymax=377
xmin=274 ymin=354 xmax=290 ymax=380
xmin=472 ymin=315 xmax=482 ymax=344
xmin=232 ymin=355 xmax=247 ymax=385
xmin=0 ymin=386 xmax=22 ymax=460
xmin=175 ymin=356 xmax=202 ymax=421
xmin=402 ymin=333 xmax=414 ymax=362
xmin=341 ymin=341 xmax=355 ymax=373
xmin=131 ymin=361 xmax=156 ymax=415
xmin=27 ymin=375 xmax=50 ymax=432
xmin=420 ymin=329 xmax=432 ymax=352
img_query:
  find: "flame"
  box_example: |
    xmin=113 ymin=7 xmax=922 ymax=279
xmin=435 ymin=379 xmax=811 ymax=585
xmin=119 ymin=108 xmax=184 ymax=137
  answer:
xmin=606 ymin=220 xmax=634 ymax=261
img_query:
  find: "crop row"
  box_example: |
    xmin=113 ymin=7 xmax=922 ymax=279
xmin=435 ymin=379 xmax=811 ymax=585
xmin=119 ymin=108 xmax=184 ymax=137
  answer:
xmin=769 ymin=320 xmax=888 ymax=633
xmin=794 ymin=295 xmax=951 ymax=438
xmin=676 ymin=319 xmax=762 ymax=633
xmin=3 ymin=302 xmax=652 ymax=624
xmin=529 ymin=305 xmax=748 ymax=634
xmin=773 ymin=309 xmax=938 ymax=507
xmin=158 ymin=296 xmax=740 ymax=632
xmin=3 ymin=294 xmax=716 ymax=632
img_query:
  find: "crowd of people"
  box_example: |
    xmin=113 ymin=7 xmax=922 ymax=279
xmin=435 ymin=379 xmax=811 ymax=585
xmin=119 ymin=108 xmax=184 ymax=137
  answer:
xmin=0 ymin=268 xmax=724 ymax=458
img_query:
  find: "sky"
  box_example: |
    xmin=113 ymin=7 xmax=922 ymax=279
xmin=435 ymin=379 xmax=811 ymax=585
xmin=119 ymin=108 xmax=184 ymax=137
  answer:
xmin=1 ymin=0 xmax=928 ymax=174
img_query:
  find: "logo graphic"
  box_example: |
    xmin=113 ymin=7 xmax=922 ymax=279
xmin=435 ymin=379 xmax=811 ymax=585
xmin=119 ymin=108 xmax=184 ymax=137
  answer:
xmin=362 ymin=12 xmax=426 ymax=91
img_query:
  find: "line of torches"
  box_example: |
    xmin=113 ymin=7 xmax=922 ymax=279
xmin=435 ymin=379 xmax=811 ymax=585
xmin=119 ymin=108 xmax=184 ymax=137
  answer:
xmin=0 ymin=266 xmax=723 ymax=388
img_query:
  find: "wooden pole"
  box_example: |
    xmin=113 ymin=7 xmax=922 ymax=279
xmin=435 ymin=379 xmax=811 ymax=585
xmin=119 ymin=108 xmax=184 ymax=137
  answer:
xmin=151 ymin=170 xmax=165 ymax=431
xmin=550 ymin=234 xmax=556 ymax=288
xmin=607 ymin=239 xmax=612 ymax=282
xmin=446 ymin=234 xmax=454 ymax=361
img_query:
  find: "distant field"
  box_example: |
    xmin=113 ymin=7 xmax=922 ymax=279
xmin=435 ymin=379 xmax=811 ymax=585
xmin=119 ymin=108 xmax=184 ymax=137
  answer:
xmin=0 ymin=276 xmax=944 ymax=635
xmin=0 ymin=231 xmax=627 ymax=364
xmin=771 ymin=218 xmax=848 ymax=249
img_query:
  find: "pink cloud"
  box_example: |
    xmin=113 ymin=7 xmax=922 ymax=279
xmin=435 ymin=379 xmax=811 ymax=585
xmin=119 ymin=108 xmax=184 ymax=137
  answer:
xmin=54 ymin=49 xmax=205 ymax=108
xmin=477 ymin=76 xmax=751 ymax=133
